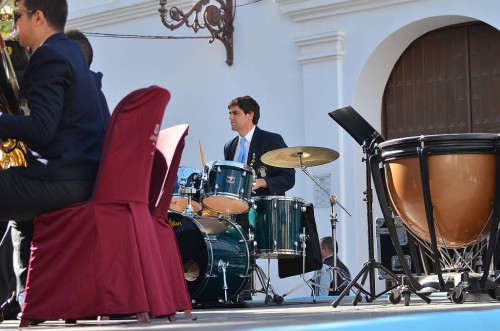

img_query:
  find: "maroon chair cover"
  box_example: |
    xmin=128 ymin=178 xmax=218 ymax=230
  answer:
xmin=149 ymin=125 xmax=192 ymax=313
xmin=21 ymin=86 xmax=176 ymax=323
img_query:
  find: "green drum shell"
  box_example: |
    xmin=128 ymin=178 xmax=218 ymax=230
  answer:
xmin=249 ymin=196 xmax=305 ymax=259
xmin=202 ymin=160 xmax=255 ymax=215
xmin=169 ymin=212 xmax=252 ymax=303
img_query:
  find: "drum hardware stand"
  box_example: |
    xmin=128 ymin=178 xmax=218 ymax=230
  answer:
xmin=241 ymin=259 xmax=283 ymax=304
xmin=297 ymin=153 xmax=351 ymax=217
xmin=331 ymin=139 xmax=425 ymax=307
xmin=297 ymin=153 xmax=355 ymax=293
xmin=281 ymin=227 xmax=356 ymax=302
xmin=178 ymin=187 xmax=197 ymax=214
xmin=218 ymin=260 xmax=230 ymax=303
xmin=327 ymin=106 xmax=431 ymax=306
xmin=241 ymin=234 xmax=283 ymax=304
xmin=280 ymin=228 xmax=315 ymax=301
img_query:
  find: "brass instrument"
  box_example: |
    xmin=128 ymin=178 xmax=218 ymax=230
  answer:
xmin=0 ymin=0 xmax=28 ymax=169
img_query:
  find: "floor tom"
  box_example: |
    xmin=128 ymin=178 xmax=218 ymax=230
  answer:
xmin=249 ymin=196 xmax=305 ymax=258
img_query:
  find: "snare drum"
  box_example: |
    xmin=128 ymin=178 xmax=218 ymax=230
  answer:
xmin=249 ymin=196 xmax=305 ymax=259
xmin=169 ymin=212 xmax=251 ymax=303
xmin=170 ymin=167 xmax=203 ymax=213
xmin=202 ymin=161 xmax=255 ymax=214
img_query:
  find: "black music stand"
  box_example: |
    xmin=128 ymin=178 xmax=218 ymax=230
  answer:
xmin=328 ymin=106 xmax=429 ymax=306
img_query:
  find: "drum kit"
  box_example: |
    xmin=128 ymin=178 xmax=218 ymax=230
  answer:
xmin=168 ymin=146 xmax=348 ymax=305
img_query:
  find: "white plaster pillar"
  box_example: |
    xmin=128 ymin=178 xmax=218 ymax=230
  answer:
xmin=294 ymin=31 xmax=360 ymax=272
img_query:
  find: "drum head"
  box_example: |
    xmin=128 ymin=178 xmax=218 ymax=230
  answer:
xmin=169 ymin=198 xmax=203 ymax=213
xmin=202 ymin=195 xmax=250 ymax=214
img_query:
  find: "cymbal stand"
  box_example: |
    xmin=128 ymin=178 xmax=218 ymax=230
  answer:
xmin=297 ymin=153 xmax=352 ymax=293
xmin=281 ymin=232 xmax=354 ymax=301
xmin=331 ymin=139 xmax=403 ymax=308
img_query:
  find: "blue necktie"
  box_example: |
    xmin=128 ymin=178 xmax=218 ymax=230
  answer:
xmin=237 ymin=137 xmax=246 ymax=163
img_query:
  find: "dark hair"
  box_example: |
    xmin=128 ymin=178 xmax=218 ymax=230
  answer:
xmin=320 ymin=236 xmax=339 ymax=254
xmin=227 ymin=95 xmax=260 ymax=125
xmin=66 ymin=29 xmax=93 ymax=66
xmin=18 ymin=0 xmax=68 ymax=31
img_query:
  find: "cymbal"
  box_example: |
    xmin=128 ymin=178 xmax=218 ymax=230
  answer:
xmin=261 ymin=146 xmax=339 ymax=168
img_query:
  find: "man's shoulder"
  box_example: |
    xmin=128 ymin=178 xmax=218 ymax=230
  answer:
xmin=31 ymin=37 xmax=77 ymax=65
xmin=225 ymin=135 xmax=238 ymax=144
xmin=224 ymin=136 xmax=238 ymax=150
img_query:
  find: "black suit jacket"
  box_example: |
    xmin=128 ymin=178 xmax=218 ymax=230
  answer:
xmin=0 ymin=32 xmax=106 ymax=181
xmin=224 ymin=126 xmax=295 ymax=196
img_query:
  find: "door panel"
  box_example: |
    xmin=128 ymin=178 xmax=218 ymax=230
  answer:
xmin=382 ymin=23 xmax=500 ymax=139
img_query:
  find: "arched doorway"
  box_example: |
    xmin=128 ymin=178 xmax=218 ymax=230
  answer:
xmin=382 ymin=22 xmax=500 ymax=139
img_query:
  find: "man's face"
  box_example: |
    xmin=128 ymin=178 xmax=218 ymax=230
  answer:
xmin=13 ymin=0 xmax=36 ymax=48
xmin=229 ymin=105 xmax=253 ymax=135
xmin=320 ymin=246 xmax=329 ymax=259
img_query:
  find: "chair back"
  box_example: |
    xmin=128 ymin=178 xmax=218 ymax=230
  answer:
xmin=94 ymin=86 xmax=170 ymax=202
xmin=149 ymin=125 xmax=189 ymax=216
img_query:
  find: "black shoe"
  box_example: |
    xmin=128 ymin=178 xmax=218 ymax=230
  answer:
xmin=1 ymin=309 xmax=4 ymax=323
xmin=1 ymin=294 xmax=21 ymax=320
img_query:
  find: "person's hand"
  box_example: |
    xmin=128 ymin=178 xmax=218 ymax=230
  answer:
xmin=252 ymin=178 xmax=267 ymax=194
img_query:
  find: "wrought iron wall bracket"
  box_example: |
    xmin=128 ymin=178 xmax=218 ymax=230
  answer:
xmin=159 ymin=0 xmax=234 ymax=66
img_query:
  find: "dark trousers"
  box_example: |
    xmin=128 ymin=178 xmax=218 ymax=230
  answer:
xmin=0 ymin=168 xmax=94 ymax=222
xmin=0 ymin=168 xmax=95 ymax=298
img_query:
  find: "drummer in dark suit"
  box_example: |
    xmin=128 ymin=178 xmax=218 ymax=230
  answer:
xmin=223 ymin=95 xmax=295 ymax=229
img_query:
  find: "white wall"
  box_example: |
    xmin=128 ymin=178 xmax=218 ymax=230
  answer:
xmin=66 ymin=0 xmax=500 ymax=298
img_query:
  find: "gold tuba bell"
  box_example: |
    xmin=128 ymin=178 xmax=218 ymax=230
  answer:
xmin=0 ymin=0 xmax=28 ymax=169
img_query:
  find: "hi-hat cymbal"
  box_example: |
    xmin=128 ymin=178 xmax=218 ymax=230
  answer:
xmin=261 ymin=146 xmax=339 ymax=168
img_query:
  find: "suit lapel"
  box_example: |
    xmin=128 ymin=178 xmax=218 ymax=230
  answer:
xmin=228 ymin=136 xmax=239 ymax=160
xmin=248 ymin=126 xmax=261 ymax=166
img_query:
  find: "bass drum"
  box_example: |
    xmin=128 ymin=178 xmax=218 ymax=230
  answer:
xmin=169 ymin=212 xmax=251 ymax=303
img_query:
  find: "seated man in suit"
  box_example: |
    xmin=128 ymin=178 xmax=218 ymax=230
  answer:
xmin=224 ymin=95 xmax=295 ymax=300
xmin=65 ymin=29 xmax=110 ymax=125
xmin=224 ymin=95 xmax=295 ymax=230
xmin=313 ymin=236 xmax=351 ymax=296
xmin=0 ymin=0 xmax=106 ymax=322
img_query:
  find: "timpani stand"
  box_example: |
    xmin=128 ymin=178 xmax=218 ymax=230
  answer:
xmin=328 ymin=107 xmax=430 ymax=307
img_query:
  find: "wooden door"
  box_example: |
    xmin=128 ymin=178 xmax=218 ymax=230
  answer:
xmin=382 ymin=22 xmax=500 ymax=140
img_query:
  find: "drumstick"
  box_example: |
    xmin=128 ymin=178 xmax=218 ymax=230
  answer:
xmin=198 ymin=140 xmax=205 ymax=168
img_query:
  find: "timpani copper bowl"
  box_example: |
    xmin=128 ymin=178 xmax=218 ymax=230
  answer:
xmin=379 ymin=133 xmax=500 ymax=249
